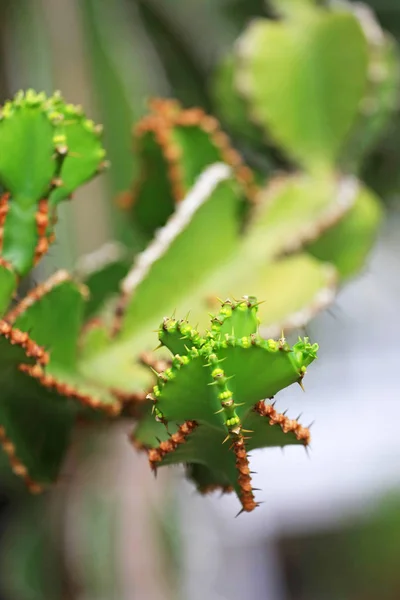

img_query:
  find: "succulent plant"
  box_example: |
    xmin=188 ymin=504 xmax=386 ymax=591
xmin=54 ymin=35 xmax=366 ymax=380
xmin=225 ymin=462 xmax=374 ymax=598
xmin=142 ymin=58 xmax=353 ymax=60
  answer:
xmin=133 ymin=297 xmax=317 ymax=513
xmin=0 ymin=90 xmax=117 ymax=492
xmin=0 ymin=80 xmax=382 ymax=504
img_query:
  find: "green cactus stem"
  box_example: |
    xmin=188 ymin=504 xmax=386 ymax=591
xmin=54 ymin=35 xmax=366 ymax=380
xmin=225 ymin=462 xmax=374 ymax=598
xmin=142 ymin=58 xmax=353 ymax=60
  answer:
xmin=0 ymin=90 xmax=106 ymax=277
xmin=118 ymin=98 xmax=257 ymax=238
xmin=133 ymin=296 xmax=317 ymax=513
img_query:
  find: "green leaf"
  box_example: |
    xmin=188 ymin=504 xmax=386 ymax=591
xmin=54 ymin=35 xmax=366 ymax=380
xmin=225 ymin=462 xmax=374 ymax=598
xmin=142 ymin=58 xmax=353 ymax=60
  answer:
xmin=49 ymin=100 xmax=107 ymax=208
xmin=0 ymin=90 xmax=106 ymax=276
xmin=133 ymin=301 xmax=316 ymax=510
xmin=9 ymin=273 xmax=120 ymax=414
xmin=236 ymin=9 xmax=369 ymax=171
xmin=127 ymin=100 xmax=254 ymax=240
xmin=0 ymin=91 xmax=59 ymax=205
xmin=0 ymin=325 xmax=74 ymax=486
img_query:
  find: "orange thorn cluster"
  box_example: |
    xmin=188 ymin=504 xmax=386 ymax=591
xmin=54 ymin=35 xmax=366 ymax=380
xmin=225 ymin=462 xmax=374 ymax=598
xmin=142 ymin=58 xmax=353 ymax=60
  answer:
xmin=34 ymin=199 xmax=56 ymax=265
xmin=0 ymin=320 xmax=48 ymax=365
xmin=254 ymin=401 xmax=310 ymax=445
xmin=0 ymin=425 xmax=43 ymax=493
xmin=232 ymin=435 xmax=257 ymax=512
xmin=19 ymin=363 xmax=121 ymax=417
xmin=147 ymin=420 xmax=198 ymax=471
xmin=128 ymin=98 xmax=258 ymax=210
xmin=6 ymin=270 xmax=71 ymax=324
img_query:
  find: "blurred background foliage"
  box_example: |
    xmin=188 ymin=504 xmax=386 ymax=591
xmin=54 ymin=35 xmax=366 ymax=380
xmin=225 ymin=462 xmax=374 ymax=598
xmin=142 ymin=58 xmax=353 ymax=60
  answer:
xmin=0 ymin=0 xmax=399 ymax=260
xmin=0 ymin=1 xmax=398 ymax=599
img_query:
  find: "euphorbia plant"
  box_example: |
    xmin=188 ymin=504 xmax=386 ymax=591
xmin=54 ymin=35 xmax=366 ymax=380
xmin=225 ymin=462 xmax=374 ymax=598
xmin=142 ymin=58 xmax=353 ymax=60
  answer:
xmin=0 ymin=0 xmax=391 ymax=513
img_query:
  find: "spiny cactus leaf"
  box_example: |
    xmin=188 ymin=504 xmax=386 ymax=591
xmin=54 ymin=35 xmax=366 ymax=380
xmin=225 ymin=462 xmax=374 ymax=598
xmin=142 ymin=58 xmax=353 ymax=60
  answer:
xmin=0 ymin=91 xmax=61 ymax=205
xmin=0 ymin=321 xmax=74 ymax=489
xmin=48 ymin=99 xmax=107 ymax=208
xmin=6 ymin=272 xmax=121 ymax=416
xmin=306 ymin=184 xmax=383 ymax=279
xmin=0 ymin=261 xmax=17 ymax=317
xmin=122 ymin=99 xmax=256 ymax=238
xmin=0 ymin=90 xmax=106 ymax=276
xmin=133 ymin=298 xmax=316 ymax=512
xmin=236 ymin=9 xmax=368 ymax=172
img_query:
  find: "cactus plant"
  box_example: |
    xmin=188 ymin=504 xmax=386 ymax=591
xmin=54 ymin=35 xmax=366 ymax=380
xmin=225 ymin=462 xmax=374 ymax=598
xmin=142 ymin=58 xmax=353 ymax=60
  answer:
xmin=133 ymin=297 xmax=317 ymax=513
xmin=0 ymin=2 xmax=388 ymax=509
xmin=0 ymin=79 xmax=382 ymax=507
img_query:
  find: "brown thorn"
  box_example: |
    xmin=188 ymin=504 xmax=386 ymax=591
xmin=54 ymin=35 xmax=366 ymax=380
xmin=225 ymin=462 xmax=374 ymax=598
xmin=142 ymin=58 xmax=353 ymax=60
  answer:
xmin=0 ymin=321 xmax=48 ymax=365
xmin=0 ymin=425 xmax=44 ymax=493
xmin=144 ymin=420 xmax=198 ymax=471
xmin=254 ymin=401 xmax=311 ymax=446
xmin=232 ymin=434 xmax=257 ymax=512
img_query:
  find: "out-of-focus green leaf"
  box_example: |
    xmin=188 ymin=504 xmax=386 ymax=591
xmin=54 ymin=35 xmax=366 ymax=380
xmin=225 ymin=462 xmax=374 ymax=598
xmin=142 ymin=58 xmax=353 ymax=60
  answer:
xmin=236 ymin=9 xmax=369 ymax=172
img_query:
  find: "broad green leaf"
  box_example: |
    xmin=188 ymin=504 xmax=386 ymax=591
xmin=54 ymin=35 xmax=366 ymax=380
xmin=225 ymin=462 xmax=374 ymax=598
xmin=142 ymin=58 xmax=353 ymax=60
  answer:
xmin=0 ymin=91 xmax=58 ymax=206
xmin=11 ymin=274 xmax=120 ymax=413
xmin=49 ymin=102 xmax=107 ymax=208
xmin=0 ymin=330 xmax=75 ymax=485
xmin=237 ymin=10 xmax=368 ymax=171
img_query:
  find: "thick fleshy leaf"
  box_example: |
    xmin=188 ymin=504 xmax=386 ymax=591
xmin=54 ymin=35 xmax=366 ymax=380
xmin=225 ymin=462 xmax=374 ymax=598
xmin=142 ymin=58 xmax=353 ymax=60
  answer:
xmin=0 ymin=91 xmax=59 ymax=205
xmin=236 ymin=10 xmax=368 ymax=171
xmin=8 ymin=273 xmax=120 ymax=414
xmin=0 ymin=324 xmax=74 ymax=487
xmin=132 ymin=300 xmax=315 ymax=510
xmin=125 ymin=100 xmax=255 ymax=239
xmin=49 ymin=101 xmax=107 ymax=208
xmin=0 ymin=90 xmax=106 ymax=276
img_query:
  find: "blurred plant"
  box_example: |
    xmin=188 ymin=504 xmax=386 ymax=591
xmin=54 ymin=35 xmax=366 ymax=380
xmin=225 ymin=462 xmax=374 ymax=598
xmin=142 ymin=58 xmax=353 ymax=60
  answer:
xmin=0 ymin=0 xmax=394 ymax=595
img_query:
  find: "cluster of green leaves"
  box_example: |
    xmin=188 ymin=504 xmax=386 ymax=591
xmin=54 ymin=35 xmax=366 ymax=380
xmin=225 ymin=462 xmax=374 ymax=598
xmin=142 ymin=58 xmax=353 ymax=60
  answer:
xmin=0 ymin=0 xmax=389 ymax=507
